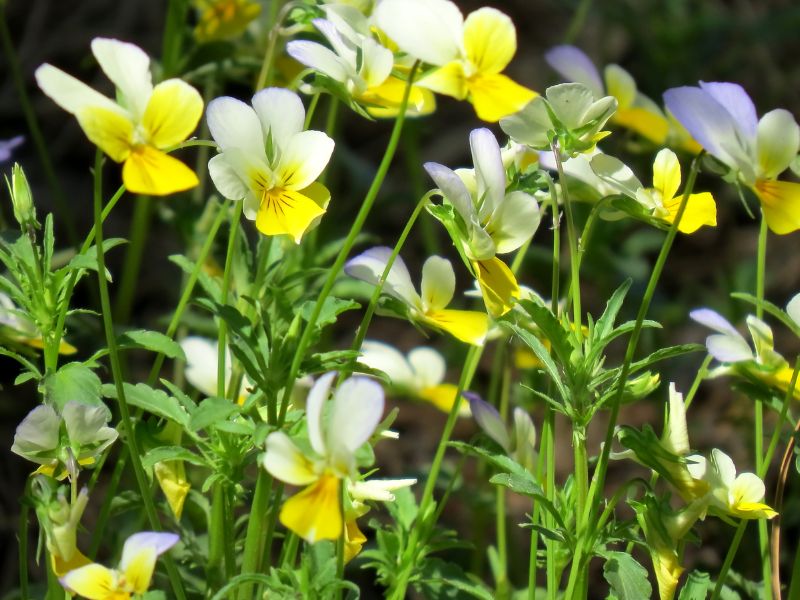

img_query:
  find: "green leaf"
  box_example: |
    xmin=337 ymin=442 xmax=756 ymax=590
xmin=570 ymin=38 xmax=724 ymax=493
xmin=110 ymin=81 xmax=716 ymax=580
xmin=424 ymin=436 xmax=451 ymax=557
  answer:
xmin=118 ymin=329 xmax=185 ymax=359
xmin=190 ymin=396 xmax=239 ymax=432
xmin=417 ymin=557 xmax=495 ymax=600
xmin=499 ymin=320 xmax=569 ymax=402
xmin=602 ymin=551 xmax=652 ymax=600
xmin=46 ymin=362 xmax=102 ymax=410
xmin=169 ymin=254 xmax=221 ymax=301
xmin=66 ymin=238 xmax=127 ymax=280
xmin=517 ymin=299 xmax=573 ymax=365
xmin=731 ymin=292 xmax=800 ymax=338
xmin=489 ymin=472 xmax=544 ymax=497
xmin=103 ymin=383 xmax=189 ymax=426
xmin=299 ymin=296 xmax=360 ymax=328
xmin=593 ymin=280 xmax=632 ymax=341
xmin=678 ymin=571 xmax=711 ymax=600
xmin=142 ymin=446 xmax=208 ymax=469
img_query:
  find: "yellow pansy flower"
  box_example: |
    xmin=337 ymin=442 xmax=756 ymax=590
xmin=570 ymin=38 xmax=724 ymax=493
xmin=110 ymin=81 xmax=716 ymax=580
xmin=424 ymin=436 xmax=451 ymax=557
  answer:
xmin=36 ymin=38 xmax=202 ymax=196
xmin=590 ymin=148 xmax=717 ymax=233
xmin=374 ymin=0 xmax=535 ymax=122
xmin=359 ymin=340 xmax=466 ymax=415
xmin=262 ymin=373 xmax=385 ymax=543
xmin=60 ymin=532 xmax=179 ymax=599
xmin=207 ymin=88 xmax=335 ymax=243
xmin=345 ymin=248 xmax=489 ymax=345
xmin=193 ymin=0 xmax=261 ymax=43
xmin=665 ymin=82 xmax=800 ymax=234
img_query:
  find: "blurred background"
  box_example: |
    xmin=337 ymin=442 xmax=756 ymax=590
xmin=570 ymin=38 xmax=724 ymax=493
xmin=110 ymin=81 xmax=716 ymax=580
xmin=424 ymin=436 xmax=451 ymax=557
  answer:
xmin=2 ymin=0 xmax=800 ymax=597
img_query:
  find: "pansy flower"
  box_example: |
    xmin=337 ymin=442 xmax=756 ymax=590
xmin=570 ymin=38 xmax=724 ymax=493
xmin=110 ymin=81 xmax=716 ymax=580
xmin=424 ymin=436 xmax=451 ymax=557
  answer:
xmin=590 ymin=148 xmax=717 ymax=233
xmin=374 ymin=0 xmax=535 ymax=122
xmin=60 ymin=532 xmax=179 ymax=599
xmin=468 ymin=393 xmax=537 ymax=472
xmin=287 ymin=14 xmax=434 ymax=117
xmin=262 ymin=373 xmax=385 ymax=542
xmin=664 ymin=82 xmax=800 ymax=234
xmin=345 ymin=247 xmax=489 ymax=345
xmin=359 ymin=340 xmax=466 ymax=414
xmin=36 ymin=38 xmax=203 ymax=195
xmin=207 ymin=88 xmax=335 ymax=243
xmin=193 ymin=0 xmax=261 ymax=43
xmin=425 ymin=128 xmax=541 ymax=316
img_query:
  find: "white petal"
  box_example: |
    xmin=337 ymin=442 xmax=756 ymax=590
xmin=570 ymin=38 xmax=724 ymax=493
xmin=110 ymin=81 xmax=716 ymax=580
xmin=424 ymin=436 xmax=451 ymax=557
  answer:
xmin=360 ymin=38 xmax=394 ymax=88
xmin=732 ymin=472 xmax=766 ymax=503
xmin=251 ymin=88 xmax=305 ymax=154
xmin=709 ymin=448 xmax=737 ymax=487
xmin=62 ymin=401 xmax=112 ymax=446
xmin=287 ymin=40 xmax=350 ymax=84
xmin=375 ymin=0 xmax=463 ymax=66
xmin=420 ymin=255 xmax=455 ymax=311
xmin=470 ymin=128 xmax=506 ymax=220
xmin=35 ymin=64 xmax=122 ymax=117
xmin=328 ymin=376 xmax=384 ymax=463
xmin=544 ymin=45 xmax=603 ymax=98
xmin=263 ymin=431 xmax=318 ymax=485
xmin=359 ymin=341 xmax=416 ymax=389
xmin=689 ymin=308 xmax=740 ymax=337
xmin=313 ymin=18 xmax=357 ymax=64
xmin=305 ymin=372 xmax=336 ymax=457
xmin=91 ymin=38 xmax=153 ymax=119
xmin=706 ymin=333 xmax=754 ymax=363
xmin=589 ymin=153 xmax=643 ymax=198
xmin=11 ymin=405 xmax=61 ymax=455
xmin=489 ymin=191 xmax=540 ymax=254
xmin=424 ymin=162 xmax=476 ymax=225
xmin=757 ymin=109 xmax=800 ymax=179
xmin=787 ymin=293 xmax=800 ymax=328
xmin=120 ymin=532 xmax=179 ymax=571
xmin=685 ymin=453 xmax=708 ymax=480
xmin=344 ymin=247 xmax=421 ymax=307
xmin=208 ymin=154 xmax=250 ymax=201
xmin=180 ymin=336 xmax=224 ymax=397
xmin=276 ymin=130 xmax=334 ymax=190
xmin=699 ymin=81 xmax=758 ymax=141
xmin=348 ymin=478 xmax=416 ymax=502
xmin=206 ymin=96 xmax=264 ymax=156
xmin=664 ymin=382 xmax=689 ymax=455
xmin=499 ymin=96 xmax=552 ymax=148
xmin=407 ymin=347 xmax=446 ymax=388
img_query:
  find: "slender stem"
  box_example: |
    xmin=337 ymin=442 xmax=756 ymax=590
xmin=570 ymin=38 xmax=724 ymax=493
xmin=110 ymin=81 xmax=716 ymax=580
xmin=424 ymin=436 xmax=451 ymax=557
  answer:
xmin=494 ymin=355 xmax=511 ymax=598
xmin=276 ymin=62 xmax=420 ymax=425
xmin=237 ymin=471 xmax=274 ymax=600
xmin=565 ymin=155 xmax=702 ymax=599
xmin=779 ymin=414 xmax=800 ymax=600
xmin=255 ymin=0 xmax=290 ymax=90
xmin=684 ymin=354 xmax=712 ymax=410
xmin=161 ymin=0 xmax=188 ymax=77
xmin=0 ymin=6 xmax=77 ymax=246
xmin=208 ymin=483 xmax=226 ymax=588
xmin=19 ymin=478 xmax=30 ymax=600
xmin=113 ymin=196 xmax=153 ymax=323
xmin=91 ymin=151 xmax=186 ymax=600
xmin=218 ymin=202 xmax=243 ymax=398
xmin=89 ymin=447 xmax=128 ymax=557
xmin=563 ymin=0 xmax=594 ymax=43
xmin=710 ymin=521 xmax=748 ymax=600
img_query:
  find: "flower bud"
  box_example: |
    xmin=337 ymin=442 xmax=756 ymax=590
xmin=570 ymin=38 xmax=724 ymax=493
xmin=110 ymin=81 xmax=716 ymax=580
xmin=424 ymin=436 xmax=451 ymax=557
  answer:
xmin=6 ymin=163 xmax=36 ymax=228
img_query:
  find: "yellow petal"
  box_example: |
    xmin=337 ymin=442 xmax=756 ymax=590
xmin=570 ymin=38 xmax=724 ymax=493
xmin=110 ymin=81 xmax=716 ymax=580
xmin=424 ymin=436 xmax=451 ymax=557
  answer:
xmin=761 ymin=365 xmax=800 ymax=399
xmin=280 ymin=474 xmax=342 ymax=543
xmin=60 ymin=563 xmax=117 ymax=600
xmin=122 ymin=546 xmax=157 ymax=595
xmin=652 ymin=149 xmax=681 ymax=203
xmin=76 ymin=106 xmax=133 ymax=163
xmin=462 ymin=7 xmax=516 ymax=74
xmin=418 ymin=383 xmax=470 ymax=416
xmin=662 ymin=192 xmax=717 ymax=234
xmin=122 ymin=145 xmax=199 ymax=196
xmin=732 ymin=501 xmax=777 ymax=520
xmin=362 ymin=78 xmax=436 ymax=118
xmin=343 ymin=519 xmax=368 ymax=564
xmin=614 ymin=107 xmax=669 ymax=145
xmin=255 ymin=187 xmax=326 ymax=243
xmin=755 ymin=179 xmax=800 ymax=235
xmin=424 ymin=308 xmax=488 ymax=346
xmin=467 ymin=73 xmax=537 ymax=123
xmin=51 ymin=548 xmax=92 ymax=577
xmin=154 ymin=461 xmax=190 ymax=519
xmin=474 ymin=257 xmax=520 ymax=316
xmin=418 ymin=62 xmax=468 ymax=100
xmin=143 ymin=79 xmax=203 ymax=149
xmin=652 ymin=548 xmax=683 ymax=600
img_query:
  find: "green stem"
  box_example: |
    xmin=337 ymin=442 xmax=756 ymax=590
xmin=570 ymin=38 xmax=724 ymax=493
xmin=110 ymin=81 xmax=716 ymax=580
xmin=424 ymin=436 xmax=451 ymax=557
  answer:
xmin=113 ymin=196 xmax=153 ymax=323
xmin=92 ymin=151 xmax=186 ymax=600
xmin=0 ymin=6 xmax=77 ymax=246
xmin=787 ymin=527 xmax=800 ymax=600
xmin=710 ymin=521 xmax=748 ymax=600
xmin=565 ymin=155 xmax=702 ymax=600
xmin=276 ymin=61 xmax=420 ymax=426
xmin=255 ymin=0 xmax=290 ymax=90
xmin=762 ymin=358 xmax=800 ymax=474
xmin=684 ymin=354 xmax=712 ymax=410
xmin=161 ymin=0 xmax=188 ymax=77
xmin=563 ymin=0 xmax=594 ymax=44
xmin=551 ymin=141 xmax=581 ymax=334
xmin=237 ymin=471 xmax=273 ymax=600
xmin=19 ymin=479 xmax=30 ymax=600
xmin=208 ymin=483 xmax=227 ymax=588
xmin=218 ymin=202 xmax=243 ymax=398
xmin=89 ymin=446 xmax=127 ymax=557
xmin=544 ymin=408 xmax=557 ymax=600
xmin=388 ymin=344 xmax=482 ymax=600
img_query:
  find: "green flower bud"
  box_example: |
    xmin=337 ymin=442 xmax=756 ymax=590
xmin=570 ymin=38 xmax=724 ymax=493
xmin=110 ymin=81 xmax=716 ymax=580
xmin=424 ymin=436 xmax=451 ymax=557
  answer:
xmin=6 ymin=163 xmax=37 ymax=229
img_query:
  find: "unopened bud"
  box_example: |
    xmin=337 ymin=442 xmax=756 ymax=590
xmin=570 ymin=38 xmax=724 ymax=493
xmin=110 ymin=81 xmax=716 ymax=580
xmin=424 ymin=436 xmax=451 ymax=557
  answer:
xmin=7 ymin=163 xmax=37 ymax=228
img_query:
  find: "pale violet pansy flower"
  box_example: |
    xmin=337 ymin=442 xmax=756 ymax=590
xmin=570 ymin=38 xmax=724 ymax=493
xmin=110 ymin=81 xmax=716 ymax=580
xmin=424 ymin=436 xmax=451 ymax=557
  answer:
xmin=425 ymin=127 xmax=541 ymax=316
xmin=262 ymin=373 xmax=385 ymax=543
xmin=206 ymin=87 xmax=335 ymax=243
xmin=664 ymin=82 xmax=800 ymax=234
xmin=467 ymin=392 xmax=537 ymax=472
xmin=345 ymin=247 xmax=489 ymax=345
xmin=0 ymin=135 xmax=24 ymax=163
xmin=60 ymin=532 xmax=179 ymax=599
xmin=359 ymin=340 xmax=467 ymax=415
xmin=179 ymin=336 xmax=250 ymax=404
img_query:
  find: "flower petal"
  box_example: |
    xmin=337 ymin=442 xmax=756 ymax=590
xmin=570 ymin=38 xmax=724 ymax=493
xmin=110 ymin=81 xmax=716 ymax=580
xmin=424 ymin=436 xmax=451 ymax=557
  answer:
xmin=208 ymin=154 xmax=250 ymax=201
xmin=709 ymin=448 xmax=737 ymax=487
xmin=462 ymin=7 xmax=516 ymax=74
xmin=91 ymin=38 xmax=153 ymax=119
xmin=424 ymin=161 xmax=476 ymax=225
xmin=143 ymin=79 xmax=203 ymax=149
xmin=329 ymin=376 xmax=384 ymax=466
xmin=663 ymin=383 xmax=689 ymax=456
xmin=544 ymin=45 xmax=603 ymax=98
xmin=470 ymin=128 xmax=506 ymax=219
xmin=375 ymin=0 xmax=463 ymax=66
xmin=468 ymin=73 xmax=537 ymax=123
xmin=280 ymin=474 xmax=342 ymax=543
xmin=263 ymin=431 xmax=319 ymax=485
xmin=604 ymin=64 xmax=636 ymax=109
xmin=120 ymin=531 xmax=179 ymax=594
xmin=251 ymin=87 xmax=306 ymax=153
xmin=757 ymin=109 xmax=800 ymax=180
xmin=76 ymin=106 xmax=134 ymax=162
xmin=35 ymin=64 xmax=121 ymax=116
xmin=424 ymin=308 xmax=488 ymax=346
xmin=61 ymin=401 xmax=113 ymax=446
xmin=699 ymin=81 xmax=758 ymax=141
xmin=306 ymin=371 xmax=336 ymax=457
xmin=180 ymin=336 xmax=223 ymax=397
xmin=419 ymin=383 xmax=467 ymax=415
xmin=499 ymin=96 xmax=552 ymax=148
xmin=154 ymin=461 xmax=190 ymax=519
xmin=407 ymin=347 xmax=446 ymax=388
xmin=276 ymin=130 xmax=334 ymax=190
xmin=11 ymin=405 xmax=61 ymax=457
xmin=344 ymin=247 xmax=421 ymax=307
xmin=488 ymin=190 xmax=540 ymax=254
xmin=359 ymin=341 xmax=416 ymax=388
xmin=255 ymin=187 xmax=326 ymax=243
xmin=360 ymin=37 xmax=394 ymax=88
xmin=417 ymin=61 xmax=468 ymax=100
xmin=469 ymin=393 xmax=510 ymax=451
xmin=787 ymin=293 xmax=800 ymax=328
xmin=206 ymin=96 xmax=264 ymax=155
xmin=287 ymin=40 xmax=350 ymax=83
xmin=755 ymin=179 xmax=800 ymax=235
xmin=613 ymin=106 xmax=669 ymax=144
xmin=662 ymin=192 xmax=717 ymax=234
xmin=474 ymin=257 xmax=519 ymax=317
xmin=60 ymin=563 xmax=116 ymax=600
xmin=313 ymin=18 xmax=357 ymax=65
xmin=421 ymin=255 xmax=456 ymax=312
xmin=589 ymin=153 xmax=643 ymax=199
xmin=652 ymin=148 xmax=681 ymax=202
xmin=122 ymin=146 xmax=198 ymax=195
